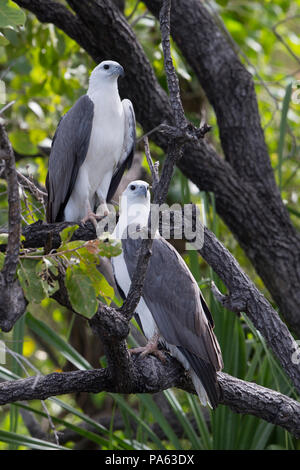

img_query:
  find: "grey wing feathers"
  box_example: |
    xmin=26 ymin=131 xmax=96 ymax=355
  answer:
xmin=107 ymin=99 xmax=136 ymax=202
xmin=122 ymin=233 xmax=223 ymax=407
xmin=46 ymin=95 xmax=94 ymax=222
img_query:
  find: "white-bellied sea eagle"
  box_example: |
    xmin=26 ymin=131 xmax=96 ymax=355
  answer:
xmin=46 ymin=60 xmax=135 ymax=225
xmin=111 ymin=181 xmax=223 ymax=408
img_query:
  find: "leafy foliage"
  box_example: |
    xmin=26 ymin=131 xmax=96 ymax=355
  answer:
xmin=0 ymin=0 xmax=25 ymax=29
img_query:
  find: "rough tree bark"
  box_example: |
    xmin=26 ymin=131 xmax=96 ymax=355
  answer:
xmin=13 ymin=0 xmax=300 ymax=335
xmin=1 ymin=365 xmax=300 ymax=438
xmin=0 ymin=124 xmax=27 ymax=332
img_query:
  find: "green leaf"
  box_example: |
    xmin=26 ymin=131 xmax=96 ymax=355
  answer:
xmin=9 ymin=130 xmax=38 ymax=155
xmin=110 ymin=394 xmax=166 ymax=449
xmin=0 ymin=252 xmax=4 ymax=270
xmin=137 ymin=394 xmax=182 ymax=449
xmin=2 ymin=27 xmax=19 ymax=45
xmin=163 ymin=389 xmax=201 ymax=449
xmin=0 ymin=1 xmax=25 ymax=28
xmin=0 ymin=365 xmax=19 ymax=381
xmin=287 ymin=206 xmax=300 ymax=219
xmin=80 ymin=262 xmax=114 ymax=304
xmin=278 ymin=82 xmax=293 ymax=192
xmin=0 ymin=429 xmax=68 ymax=450
xmin=98 ymin=273 xmax=114 ymax=303
xmin=0 ymin=232 xmax=8 ymax=244
xmin=17 ymin=259 xmax=46 ymax=303
xmin=65 ymin=264 xmax=98 ymax=318
xmin=14 ymin=402 xmax=110 ymax=449
xmin=251 ymin=421 xmax=274 ymax=450
xmin=97 ymin=238 xmax=122 ymax=258
xmin=17 ymin=256 xmax=58 ymax=302
xmin=0 ymin=32 xmax=9 ymax=45
xmin=187 ymin=394 xmax=212 ymax=449
xmin=59 ymin=224 xmax=79 ymax=244
xmin=35 ymin=258 xmax=59 ymax=295
xmin=49 ymin=398 xmax=136 ymax=450
xmin=57 ymin=240 xmax=85 ymax=259
xmin=39 ymin=257 xmax=58 ymax=276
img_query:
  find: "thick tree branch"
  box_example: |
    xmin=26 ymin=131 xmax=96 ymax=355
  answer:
xmin=198 ymin=226 xmax=300 ymax=394
xmin=0 ymin=123 xmax=27 ymax=332
xmin=217 ymin=373 xmax=300 ymax=438
xmin=0 ymin=123 xmax=21 ymax=283
xmin=0 ymin=364 xmax=299 ymax=438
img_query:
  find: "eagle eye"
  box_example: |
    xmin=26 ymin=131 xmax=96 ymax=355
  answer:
xmin=130 ymin=185 xmax=136 ymax=191
xmin=104 ymin=64 xmax=110 ymax=70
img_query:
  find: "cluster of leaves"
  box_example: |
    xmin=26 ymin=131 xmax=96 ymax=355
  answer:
xmin=0 ymin=0 xmax=25 ymax=45
xmin=17 ymin=225 xmax=121 ymax=318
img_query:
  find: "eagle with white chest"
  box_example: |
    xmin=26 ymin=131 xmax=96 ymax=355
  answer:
xmin=46 ymin=60 xmax=135 ymax=225
xmin=112 ymin=181 xmax=224 ymax=408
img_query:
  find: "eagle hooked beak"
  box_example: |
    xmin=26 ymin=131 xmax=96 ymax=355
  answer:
xmin=138 ymin=185 xmax=148 ymax=198
xmin=118 ymin=65 xmax=125 ymax=78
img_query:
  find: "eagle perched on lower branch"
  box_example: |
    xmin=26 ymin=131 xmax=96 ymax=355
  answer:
xmin=112 ymin=181 xmax=223 ymax=408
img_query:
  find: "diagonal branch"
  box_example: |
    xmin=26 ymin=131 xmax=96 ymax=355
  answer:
xmin=198 ymin=226 xmax=300 ymax=394
xmin=159 ymin=0 xmax=185 ymax=130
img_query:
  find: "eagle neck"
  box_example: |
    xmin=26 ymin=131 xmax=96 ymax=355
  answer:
xmin=113 ymin=199 xmax=151 ymax=240
xmin=87 ymin=80 xmax=120 ymax=105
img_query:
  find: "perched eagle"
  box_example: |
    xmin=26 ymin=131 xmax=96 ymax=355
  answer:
xmin=112 ymin=181 xmax=223 ymax=408
xmin=46 ymin=60 xmax=135 ymax=224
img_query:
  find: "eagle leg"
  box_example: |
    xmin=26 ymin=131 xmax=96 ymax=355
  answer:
xmin=129 ymin=332 xmax=166 ymax=362
xmin=81 ymin=210 xmax=101 ymax=229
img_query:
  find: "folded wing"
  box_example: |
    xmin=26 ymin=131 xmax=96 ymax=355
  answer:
xmin=46 ymin=95 xmax=94 ymax=222
xmin=122 ymin=234 xmax=223 ymax=407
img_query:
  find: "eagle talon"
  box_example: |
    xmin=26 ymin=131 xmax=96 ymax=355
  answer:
xmin=129 ymin=343 xmax=166 ymax=363
xmin=81 ymin=211 xmax=100 ymax=229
